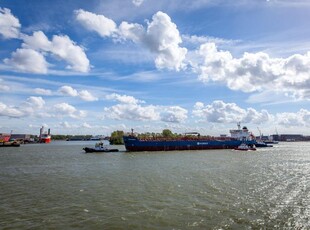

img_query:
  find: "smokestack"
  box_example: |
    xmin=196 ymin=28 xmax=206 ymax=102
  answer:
xmin=40 ymin=126 xmax=43 ymax=138
xmin=48 ymin=129 xmax=50 ymax=135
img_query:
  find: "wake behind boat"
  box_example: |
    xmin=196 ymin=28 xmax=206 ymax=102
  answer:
xmin=83 ymin=142 xmax=119 ymax=153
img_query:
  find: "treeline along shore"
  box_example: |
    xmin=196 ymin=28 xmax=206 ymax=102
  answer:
xmin=2 ymin=129 xmax=310 ymax=146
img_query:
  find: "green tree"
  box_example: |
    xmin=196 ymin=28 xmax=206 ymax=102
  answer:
xmin=162 ymin=129 xmax=174 ymax=138
xmin=110 ymin=130 xmax=124 ymax=145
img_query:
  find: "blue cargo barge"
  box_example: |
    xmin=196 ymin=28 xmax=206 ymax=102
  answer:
xmin=123 ymin=124 xmax=271 ymax=152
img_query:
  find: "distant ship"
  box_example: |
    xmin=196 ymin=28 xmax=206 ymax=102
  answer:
xmin=123 ymin=124 xmax=271 ymax=152
xmin=0 ymin=133 xmax=11 ymax=143
xmin=39 ymin=126 xmax=51 ymax=143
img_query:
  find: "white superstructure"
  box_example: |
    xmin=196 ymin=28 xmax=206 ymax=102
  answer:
xmin=229 ymin=123 xmax=254 ymax=141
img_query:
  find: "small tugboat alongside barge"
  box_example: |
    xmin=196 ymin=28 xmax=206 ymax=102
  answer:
xmin=234 ymin=143 xmax=256 ymax=151
xmin=83 ymin=142 xmax=119 ymax=153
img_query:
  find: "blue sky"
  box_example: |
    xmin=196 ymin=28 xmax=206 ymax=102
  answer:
xmin=0 ymin=0 xmax=309 ymax=136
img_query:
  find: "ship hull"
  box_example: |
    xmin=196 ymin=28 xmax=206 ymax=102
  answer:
xmin=83 ymin=147 xmax=119 ymax=153
xmin=0 ymin=142 xmax=20 ymax=147
xmin=40 ymin=137 xmax=51 ymax=143
xmin=123 ymin=136 xmax=267 ymax=152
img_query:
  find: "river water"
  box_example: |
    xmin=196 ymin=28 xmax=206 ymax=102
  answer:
xmin=0 ymin=141 xmax=309 ymax=229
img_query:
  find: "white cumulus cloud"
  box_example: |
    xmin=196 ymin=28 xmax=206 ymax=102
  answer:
xmin=105 ymin=93 xmax=144 ymax=104
xmin=34 ymin=88 xmax=52 ymax=96
xmin=196 ymin=42 xmax=310 ymax=100
xmin=145 ymin=12 xmax=187 ymax=70
xmin=19 ymin=96 xmax=46 ymax=115
xmin=59 ymin=85 xmax=79 ymax=97
xmin=0 ymin=102 xmax=25 ymax=118
xmin=22 ymin=31 xmax=90 ymax=73
xmin=4 ymin=27 xmax=90 ymax=74
xmin=21 ymin=30 xmax=51 ymax=51
xmin=75 ymin=9 xmax=117 ymax=37
xmin=104 ymin=103 xmax=160 ymax=121
xmin=161 ymin=106 xmax=188 ymax=123
xmin=53 ymin=103 xmax=77 ymax=114
xmin=76 ymin=10 xmax=187 ymax=71
xmin=58 ymin=85 xmax=98 ymax=101
xmin=79 ymin=90 xmax=98 ymax=102
xmin=192 ymin=100 xmax=272 ymax=124
xmin=276 ymin=109 xmax=310 ymax=127
xmin=52 ymin=103 xmax=87 ymax=119
xmin=0 ymin=96 xmax=46 ymax=118
xmin=4 ymin=48 xmax=48 ymax=74
xmin=104 ymin=93 xmax=187 ymax=123
xmin=25 ymin=96 xmax=45 ymax=109
xmin=0 ymin=8 xmax=20 ymax=39
xmin=49 ymin=34 xmax=90 ymax=72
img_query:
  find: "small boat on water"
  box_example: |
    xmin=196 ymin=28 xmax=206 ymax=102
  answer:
xmin=83 ymin=142 xmax=119 ymax=153
xmin=0 ymin=141 xmax=20 ymax=147
xmin=234 ymin=143 xmax=256 ymax=151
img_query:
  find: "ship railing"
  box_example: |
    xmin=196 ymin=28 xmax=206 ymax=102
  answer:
xmin=135 ymin=136 xmax=235 ymax=141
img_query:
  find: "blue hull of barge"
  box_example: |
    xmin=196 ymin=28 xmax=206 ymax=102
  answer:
xmin=123 ymin=136 xmax=269 ymax=152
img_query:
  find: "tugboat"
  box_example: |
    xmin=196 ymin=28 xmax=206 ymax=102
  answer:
xmin=83 ymin=142 xmax=119 ymax=153
xmin=234 ymin=143 xmax=256 ymax=151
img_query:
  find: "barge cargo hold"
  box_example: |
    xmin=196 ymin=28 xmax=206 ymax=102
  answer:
xmin=123 ymin=124 xmax=271 ymax=152
xmin=123 ymin=136 xmax=268 ymax=151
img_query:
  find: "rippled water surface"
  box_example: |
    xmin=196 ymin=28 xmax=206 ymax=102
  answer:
xmin=0 ymin=141 xmax=309 ymax=229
